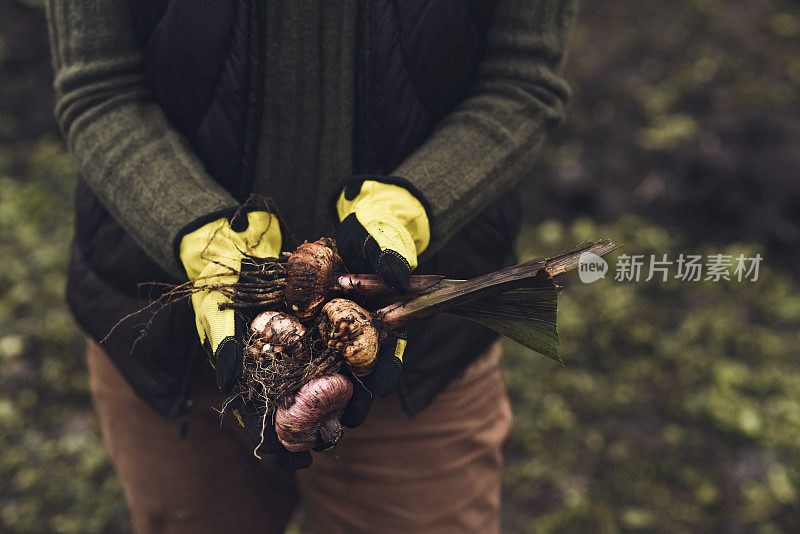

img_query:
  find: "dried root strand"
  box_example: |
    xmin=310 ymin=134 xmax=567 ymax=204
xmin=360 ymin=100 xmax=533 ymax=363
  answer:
xmin=216 ymin=255 xmax=290 ymax=311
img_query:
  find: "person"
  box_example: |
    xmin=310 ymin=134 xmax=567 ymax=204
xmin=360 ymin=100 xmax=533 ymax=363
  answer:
xmin=45 ymin=1 xmax=575 ymax=532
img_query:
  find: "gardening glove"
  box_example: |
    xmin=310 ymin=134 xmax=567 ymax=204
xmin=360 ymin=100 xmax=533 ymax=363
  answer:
xmin=341 ymin=328 xmax=407 ymax=428
xmin=233 ymin=396 xmax=314 ymax=471
xmin=333 ymin=177 xmax=429 ymax=427
xmin=333 ymin=178 xmax=430 ymax=294
xmin=180 ymin=210 xmax=282 ymax=395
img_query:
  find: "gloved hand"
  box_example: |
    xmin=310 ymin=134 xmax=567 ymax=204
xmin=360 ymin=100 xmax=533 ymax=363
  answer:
xmin=340 ymin=328 xmax=408 ymax=428
xmin=333 ymin=177 xmax=430 ymax=426
xmin=179 ymin=209 xmax=311 ymax=470
xmin=180 ymin=210 xmax=282 ymax=394
xmin=333 ymin=178 xmax=430 ymax=293
xmin=234 ymin=396 xmax=313 ymax=470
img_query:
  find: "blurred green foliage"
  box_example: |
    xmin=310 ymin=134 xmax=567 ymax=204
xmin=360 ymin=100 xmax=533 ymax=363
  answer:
xmin=0 ymin=138 xmax=128 ymax=533
xmin=503 ymin=219 xmax=800 ymax=532
xmin=524 ymin=0 xmax=800 ymax=266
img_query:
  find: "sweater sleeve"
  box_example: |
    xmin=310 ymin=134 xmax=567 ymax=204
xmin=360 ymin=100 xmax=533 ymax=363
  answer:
xmin=392 ymin=0 xmax=576 ymax=255
xmin=45 ymin=0 xmax=240 ymax=279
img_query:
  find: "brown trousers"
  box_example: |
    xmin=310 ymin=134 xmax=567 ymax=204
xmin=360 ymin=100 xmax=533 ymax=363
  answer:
xmin=87 ymin=339 xmax=512 ymax=534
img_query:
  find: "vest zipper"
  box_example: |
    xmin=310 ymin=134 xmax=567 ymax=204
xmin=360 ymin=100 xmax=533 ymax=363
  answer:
xmin=354 ymin=0 xmax=367 ymax=174
xmin=237 ymin=0 xmax=268 ymax=200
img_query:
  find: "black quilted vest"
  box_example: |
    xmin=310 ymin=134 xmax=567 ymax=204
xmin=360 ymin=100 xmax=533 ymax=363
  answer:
xmin=67 ymin=0 xmax=521 ymax=419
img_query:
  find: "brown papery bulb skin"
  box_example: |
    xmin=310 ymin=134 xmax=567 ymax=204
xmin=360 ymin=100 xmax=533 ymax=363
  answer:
xmin=249 ymin=311 xmax=309 ymax=361
xmin=320 ymin=299 xmax=379 ymax=376
xmin=284 ymin=239 xmax=344 ymax=322
xmin=275 ymin=374 xmax=353 ymax=452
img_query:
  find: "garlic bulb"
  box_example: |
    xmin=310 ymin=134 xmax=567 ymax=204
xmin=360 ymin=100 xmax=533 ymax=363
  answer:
xmin=274 ymin=374 xmax=353 ymax=452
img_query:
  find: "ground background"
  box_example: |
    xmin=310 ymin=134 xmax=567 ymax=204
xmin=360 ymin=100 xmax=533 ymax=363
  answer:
xmin=1 ymin=0 xmax=798 ymax=532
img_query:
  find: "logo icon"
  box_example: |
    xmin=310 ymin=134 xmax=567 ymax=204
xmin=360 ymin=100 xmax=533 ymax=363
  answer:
xmin=578 ymin=252 xmax=608 ymax=283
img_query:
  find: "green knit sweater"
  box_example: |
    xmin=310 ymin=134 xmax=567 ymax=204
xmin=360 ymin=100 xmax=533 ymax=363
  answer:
xmin=45 ymin=0 xmax=574 ymax=280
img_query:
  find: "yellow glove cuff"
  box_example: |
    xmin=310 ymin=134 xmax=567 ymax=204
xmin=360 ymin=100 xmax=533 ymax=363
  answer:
xmin=179 ymin=211 xmax=281 ymax=280
xmin=336 ymin=181 xmax=430 ymax=270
